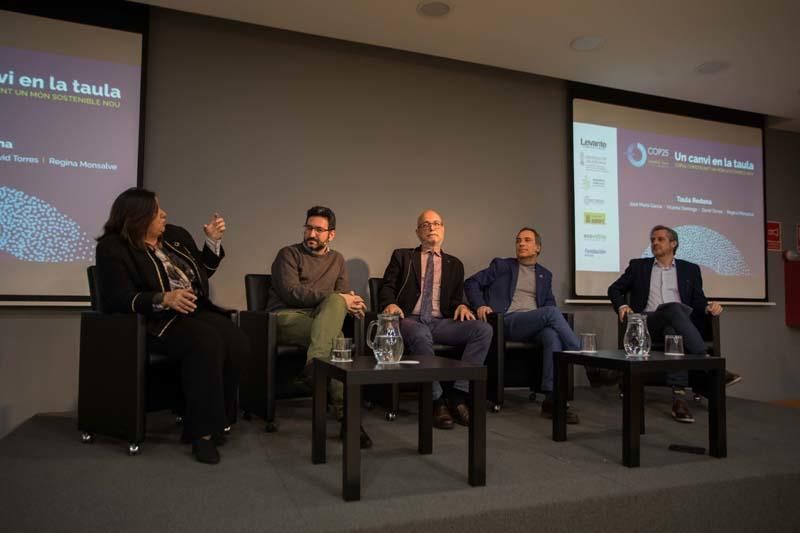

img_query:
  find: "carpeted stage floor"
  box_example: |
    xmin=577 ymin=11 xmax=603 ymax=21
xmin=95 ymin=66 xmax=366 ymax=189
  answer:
xmin=1 ymin=387 xmax=799 ymax=533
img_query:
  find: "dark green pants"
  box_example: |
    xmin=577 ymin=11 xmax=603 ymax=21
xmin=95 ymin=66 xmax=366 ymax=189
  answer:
xmin=276 ymin=293 xmax=347 ymax=413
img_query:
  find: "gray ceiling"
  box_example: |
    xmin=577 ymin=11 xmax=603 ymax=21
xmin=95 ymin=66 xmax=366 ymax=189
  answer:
xmin=142 ymin=0 xmax=800 ymax=131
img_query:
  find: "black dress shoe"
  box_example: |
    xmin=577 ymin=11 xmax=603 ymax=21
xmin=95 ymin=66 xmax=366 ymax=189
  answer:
xmin=433 ymin=400 xmax=454 ymax=429
xmin=182 ymin=431 xmax=227 ymax=446
xmin=192 ymin=439 xmax=220 ymax=464
xmin=339 ymin=424 xmax=373 ymax=449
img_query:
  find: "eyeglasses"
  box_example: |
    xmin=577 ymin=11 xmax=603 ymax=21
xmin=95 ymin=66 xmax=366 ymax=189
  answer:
xmin=417 ymin=221 xmax=443 ymax=230
xmin=304 ymin=224 xmax=332 ymax=234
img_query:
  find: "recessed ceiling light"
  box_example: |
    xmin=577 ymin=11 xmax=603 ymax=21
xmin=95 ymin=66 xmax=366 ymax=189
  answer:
xmin=570 ymin=36 xmax=604 ymax=51
xmin=417 ymin=1 xmax=451 ymax=18
xmin=694 ymin=61 xmax=731 ymax=75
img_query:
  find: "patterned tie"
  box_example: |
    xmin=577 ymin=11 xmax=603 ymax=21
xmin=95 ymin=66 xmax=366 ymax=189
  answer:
xmin=420 ymin=251 xmax=434 ymax=324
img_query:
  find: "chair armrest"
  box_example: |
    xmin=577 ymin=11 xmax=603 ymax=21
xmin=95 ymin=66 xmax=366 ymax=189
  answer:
xmin=239 ymin=310 xmax=270 ymax=359
xmin=219 ymin=307 xmax=238 ymax=320
xmin=78 ymin=311 xmax=147 ymax=440
xmin=487 ymin=312 xmax=504 ymax=353
xmin=709 ymin=314 xmax=721 ymax=357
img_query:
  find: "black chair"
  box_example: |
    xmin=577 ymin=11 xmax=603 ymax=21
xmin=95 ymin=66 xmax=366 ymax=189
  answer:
xmin=238 ymin=274 xmax=364 ymax=432
xmin=78 ymin=266 xmax=183 ymax=455
xmin=366 ymin=277 xmax=469 ymax=420
xmin=486 ymin=311 xmax=575 ymax=411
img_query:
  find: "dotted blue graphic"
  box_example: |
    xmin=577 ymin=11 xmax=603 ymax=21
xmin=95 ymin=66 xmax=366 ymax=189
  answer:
xmin=0 ymin=186 xmax=95 ymax=262
xmin=641 ymin=224 xmax=751 ymax=276
xmin=626 ymin=143 xmax=647 ymax=167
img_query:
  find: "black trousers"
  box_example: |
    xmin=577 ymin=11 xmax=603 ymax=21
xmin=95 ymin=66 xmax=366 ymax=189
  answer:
xmin=149 ymin=309 xmax=249 ymax=440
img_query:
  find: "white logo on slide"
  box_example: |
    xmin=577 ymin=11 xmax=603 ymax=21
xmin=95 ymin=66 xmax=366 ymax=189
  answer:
xmin=626 ymin=143 xmax=647 ymax=167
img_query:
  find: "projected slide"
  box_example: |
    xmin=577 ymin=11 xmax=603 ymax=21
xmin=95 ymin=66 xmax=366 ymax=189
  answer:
xmin=0 ymin=10 xmax=142 ymax=299
xmin=573 ymin=99 xmax=765 ymax=299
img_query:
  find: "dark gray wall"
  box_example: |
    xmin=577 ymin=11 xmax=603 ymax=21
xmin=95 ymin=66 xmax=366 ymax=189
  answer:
xmin=1 ymin=8 xmax=798 ymax=438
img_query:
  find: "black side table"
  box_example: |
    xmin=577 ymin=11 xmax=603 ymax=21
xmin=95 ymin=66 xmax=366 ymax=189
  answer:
xmin=552 ymin=349 xmax=726 ymax=467
xmin=312 ymin=355 xmax=487 ymax=501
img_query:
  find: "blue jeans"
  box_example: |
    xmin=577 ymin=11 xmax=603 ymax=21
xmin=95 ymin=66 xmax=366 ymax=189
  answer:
xmin=503 ymin=307 xmax=580 ymax=393
xmin=400 ymin=315 xmax=492 ymax=401
xmin=644 ymin=302 xmax=706 ymax=388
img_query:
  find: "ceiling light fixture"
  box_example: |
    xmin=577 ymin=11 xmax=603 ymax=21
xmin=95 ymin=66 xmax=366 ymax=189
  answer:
xmin=417 ymin=1 xmax=451 ymax=18
xmin=694 ymin=61 xmax=731 ymax=75
xmin=570 ymin=36 xmax=604 ymax=51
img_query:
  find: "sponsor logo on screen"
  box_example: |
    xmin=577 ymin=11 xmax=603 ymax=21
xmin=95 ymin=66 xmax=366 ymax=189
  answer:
xmin=626 ymin=142 xmax=672 ymax=168
xmin=579 ymin=138 xmax=607 ymax=149
xmin=625 ymin=143 xmax=647 ymax=167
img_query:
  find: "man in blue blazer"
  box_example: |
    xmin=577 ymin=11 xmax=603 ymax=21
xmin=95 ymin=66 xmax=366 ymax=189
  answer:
xmin=608 ymin=225 xmax=735 ymax=423
xmin=465 ymin=227 xmax=580 ymax=423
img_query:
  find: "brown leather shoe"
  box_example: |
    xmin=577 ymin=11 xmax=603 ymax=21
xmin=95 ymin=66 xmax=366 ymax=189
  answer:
xmin=541 ymin=399 xmax=580 ymax=424
xmin=433 ymin=400 xmax=454 ymax=429
xmin=671 ymin=399 xmax=695 ymax=423
xmin=452 ymin=402 xmax=470 ymax=427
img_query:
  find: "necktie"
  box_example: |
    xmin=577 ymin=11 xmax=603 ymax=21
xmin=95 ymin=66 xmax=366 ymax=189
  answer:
xmin=420 ymin=251 xmax=434 ymax=324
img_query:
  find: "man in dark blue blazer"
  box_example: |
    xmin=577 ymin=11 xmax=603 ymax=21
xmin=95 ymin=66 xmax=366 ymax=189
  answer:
xmin=465 ymin=227 xmax=580 ymax=423
xmin=608 ymin=225 xmax=733 ymax=423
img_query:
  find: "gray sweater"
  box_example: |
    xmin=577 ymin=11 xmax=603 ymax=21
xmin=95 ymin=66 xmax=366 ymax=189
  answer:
xmin=266 ymin=243 xmax=349 ymax=311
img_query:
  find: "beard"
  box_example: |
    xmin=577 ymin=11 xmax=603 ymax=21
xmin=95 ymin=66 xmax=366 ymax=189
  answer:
xmin=305 ymin=237 xmax=327 ymax=252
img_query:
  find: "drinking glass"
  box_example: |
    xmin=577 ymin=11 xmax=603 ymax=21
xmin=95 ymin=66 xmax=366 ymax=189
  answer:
xmin=664 ymin=334 xmax=684 ymax=356
xmin=331 ymin=337 xmax=353 ymax=362
xmin=580 ymin=333 xmax=597 ymax=353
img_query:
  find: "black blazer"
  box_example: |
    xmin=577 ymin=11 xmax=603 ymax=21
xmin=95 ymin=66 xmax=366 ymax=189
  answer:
xmin=608 ymin=257 xmax=709 ymax=330
xmin=378 ymin=247 xmax=466 ymax=319
xmin=95 ymin=224 xmax=225 ymax=337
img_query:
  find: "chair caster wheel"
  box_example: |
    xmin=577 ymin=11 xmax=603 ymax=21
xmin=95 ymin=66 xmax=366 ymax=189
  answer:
xmin=223 ymin=425 xmax=232 ymax=435
xmin=242 ymin=411 xmax=252 ymax=421
xmin=528 ymin=392 xmax=537 ymax=403
xmin=492 ymin=404 xmax=502 ymax=413
xmin=81 ymin=432 xmax=94 ymax=443
xmin=265 ymin=421 xmax=279 ymax=433
xmin=127 ymin=443 xmax=140 ymax=456
xmin=693 ymin=394 xmax=703 ymax=404
xmin=175 ymin=416 xmax=183 ymax=425
xmin=364 ymin=401 xmax=375 ymax=410
xmin=385 ymin=411 xmax=397 ymax=421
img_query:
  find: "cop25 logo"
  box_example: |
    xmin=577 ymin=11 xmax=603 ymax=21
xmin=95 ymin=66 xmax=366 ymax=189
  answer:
xmin=626 ymin=143 xmax=647 ymax=167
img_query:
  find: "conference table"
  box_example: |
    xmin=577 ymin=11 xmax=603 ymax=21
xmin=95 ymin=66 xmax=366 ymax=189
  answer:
xmin=552 ymin=349 xmax=727 ymax=467
xmin=312 ymin=355 xmax=487 ymax=501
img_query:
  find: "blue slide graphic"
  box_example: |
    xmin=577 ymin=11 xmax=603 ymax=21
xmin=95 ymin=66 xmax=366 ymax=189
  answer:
xmin=0 ymin=186 xmax=95 ymax=262
xmin=641 ymin=224 xmax=751 ymax=276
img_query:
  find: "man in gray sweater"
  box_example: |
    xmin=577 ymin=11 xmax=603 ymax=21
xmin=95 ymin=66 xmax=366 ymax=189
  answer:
xmin=267 ymin=206 xmax=371 ymax=447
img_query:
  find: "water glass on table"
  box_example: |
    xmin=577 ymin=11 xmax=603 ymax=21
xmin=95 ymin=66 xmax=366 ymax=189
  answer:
xmin=664 ymin=334 xmax=684 ymax=356
xmin=331 ymin=337 xmax=353 ymax=362
xmin=580 ymin=333 xmax=597 ymax=353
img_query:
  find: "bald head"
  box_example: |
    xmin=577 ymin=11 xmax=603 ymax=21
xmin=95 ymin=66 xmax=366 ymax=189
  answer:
xmin=415 ymin=209 xmax=445 ymax=250
xmin=417 ymin=209 xmax=443 ymax=227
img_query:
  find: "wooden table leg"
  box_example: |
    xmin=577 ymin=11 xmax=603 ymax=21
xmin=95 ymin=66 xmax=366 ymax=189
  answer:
xmin=469 ymin=379 xmax=486 ymax=487
xmin=312 ymin=360 xmax=327 ymax=465
xmin=552 ymin=357 xmax=568 ymax=441
xmin=622 ymin=369 xmax=642 ymax=467
xmin=342 ymin=382 xmax=361 ymax=501
xmin=708 ymin=367 xmax=727 ymax=458
xmin=640 ymin=381 xmax=646 ymax=435
xmin=418 ymin=382 xmax=432 ymax=454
